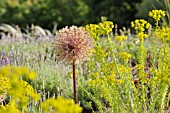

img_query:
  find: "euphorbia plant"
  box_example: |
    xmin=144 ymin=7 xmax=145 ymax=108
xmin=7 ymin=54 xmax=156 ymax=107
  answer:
xmin=52 ymin=26 xmax=93 ymax=103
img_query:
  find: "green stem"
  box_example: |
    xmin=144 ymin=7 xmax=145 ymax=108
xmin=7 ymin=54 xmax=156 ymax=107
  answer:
xmin=142 ymin=84 xmax=147 ymax=113
xmin=73 ymin=60 xmax=78 ymax=104
xmin=160 ymin=85 xmax=168 ymax=113
xmin=156 ymin=21 xmax=159 ymax=29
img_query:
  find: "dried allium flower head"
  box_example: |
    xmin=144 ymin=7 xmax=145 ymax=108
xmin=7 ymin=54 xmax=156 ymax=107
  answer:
xmin=52 ymin=26 xmax=93 ymax=63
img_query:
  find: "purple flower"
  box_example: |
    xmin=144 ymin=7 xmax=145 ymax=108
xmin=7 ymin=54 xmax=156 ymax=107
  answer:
xmin=1 ymin=57 xmax=10 ymax=65
xmin=1 ymin=59 xmax=6 ymax=65
xmin=17 ymin=56 xmax=21 ymax=62
xmin=0 ymin=49 xmax=5 ymax=55
xmin=6 ymin=57 xmax=11 ymax=64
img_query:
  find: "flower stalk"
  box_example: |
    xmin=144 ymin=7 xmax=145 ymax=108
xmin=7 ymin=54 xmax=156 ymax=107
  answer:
xmin=72 ymin=60 xmax=78 ymax=103
xmin=52 ymin=25 xmax=93 ymax=104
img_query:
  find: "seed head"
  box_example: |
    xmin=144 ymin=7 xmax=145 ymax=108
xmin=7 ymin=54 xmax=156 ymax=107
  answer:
xmin=52 ymin=26 xmax=93 ymax=63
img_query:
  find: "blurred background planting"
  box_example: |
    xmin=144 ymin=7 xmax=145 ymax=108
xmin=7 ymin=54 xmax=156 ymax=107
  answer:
xmin=0 ymin=0 xmax=167 ymax=29
xmin=0 ymin=0 xmax=170 ymax=113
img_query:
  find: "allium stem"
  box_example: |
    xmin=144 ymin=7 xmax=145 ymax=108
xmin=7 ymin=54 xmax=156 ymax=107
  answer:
xmin=73 ymin=60 xmax=78 ymax=104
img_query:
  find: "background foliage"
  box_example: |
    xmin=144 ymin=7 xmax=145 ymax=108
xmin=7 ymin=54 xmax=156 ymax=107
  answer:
xmin=0 ymin=0 xmax=165 ymax=29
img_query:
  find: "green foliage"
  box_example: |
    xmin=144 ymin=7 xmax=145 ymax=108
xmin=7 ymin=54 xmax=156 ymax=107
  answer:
xmin=0 ymin=0 xmax=143 ymax=29
xmin=0 ymin=8 xmax=170 ymax=113
xmin=84 ymin=0 xmax=142 ymax=27
xmin=80 ymin=11 xmax=170 ymax=112
xmin=135 ymin=0 xmax=169 ymax=27
xmin=163 ymin=0 xmax=170 ymax=27
xmin=0 ymin=65 xmax=82 ymax=113
xmin=0 ymin=0 xmax=89 ymax=29
xmin=136 ymin=0 xmax=164 ymax=18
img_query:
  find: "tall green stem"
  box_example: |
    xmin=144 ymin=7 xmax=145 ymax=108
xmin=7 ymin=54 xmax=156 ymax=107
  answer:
xmin=160 ymin=85 xmax=168 ymax=113
xmin=73 ymin=60 xmax=78 ymax=104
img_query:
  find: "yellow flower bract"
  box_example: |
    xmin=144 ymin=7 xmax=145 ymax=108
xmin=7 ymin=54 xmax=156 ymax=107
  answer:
xmin=0 ymin=66 xmax=40 ymax=112
xmin=118 ymin=51 xmax=131 ymax=61
xmin=85 ymin=21 xmax=114 ymax=40
xmin=131 ymin=19 xmax=150 ymax=33
xmin=41 ymin=97 xmax=82 ymax=113
xmin=149 ymin=10 xmax=166 ymax=22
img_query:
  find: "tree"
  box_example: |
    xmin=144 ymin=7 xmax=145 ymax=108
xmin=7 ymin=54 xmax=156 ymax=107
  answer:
xmin=84 ymin=0 xmax=142 ymax=27
xmin=0 ymin=0 xmax=144 ymax=29
xmin=0 ymin=0 xmax=89 ymax=29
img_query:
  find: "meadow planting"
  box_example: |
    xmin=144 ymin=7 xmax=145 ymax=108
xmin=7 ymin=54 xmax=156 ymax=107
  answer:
xmin=0 ymin=10 xmax=170 ymax=113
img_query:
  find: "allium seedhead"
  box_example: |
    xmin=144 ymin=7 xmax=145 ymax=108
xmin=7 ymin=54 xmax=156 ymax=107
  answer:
xmin=52 ymin=26 xmax=93 ymax=63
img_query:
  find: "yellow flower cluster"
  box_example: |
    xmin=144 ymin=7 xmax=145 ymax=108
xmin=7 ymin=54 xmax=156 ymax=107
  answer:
xmin=21 ymin=80 xmax=40 ymax=100
xmin=0 ymin=66 xmax=40 ymax=112
xmin=135 ymin=64 xmax=144 ymax=70
xmin=114 ymin=36 xmax=128 ymax=45
xmin=88 ymin=69 xmax=123 ymax=88
xmin=100 ymin=21 xmax=114 ymax=34
xmin=89 ymin=72 xmax=100 ymax=79
xmin=118 ymin=52 xmax=131 ymax=62
xmin=88 ymin=76 xmax=105 ymax=87
xmin=106 ymin=73 xmax=116 ymax=81
xmin=93 ymin=45 xmax=108 ymax=62
xmin=135 ymin=64 xmax=145 ymax=76
xmin=153 ymin=27 xmax=170 ymax=42
xmin=107 ymin=74 xmax=123 ymax=87
xmin=0 ymin=102 xmax=21 ymax=113
xmin=41 ymin=96 xmax=82 ymax=113
xmin=159 ymin=46 xmax=169 ymax=57
xmin=85 ymin=21 xmax=114 ymax=40
xmin=131 ymin=19 xmax=150 ymax=33
xmin=148 ymin=10 xmax=166 ymax=22
xmin=136 ymin=32 xmax=148 ymax=42
xmin=131 ymin=19 xmax=150 ymax=43
xmin=0 ymin=66 xmax=36 ymax=80
xmin=0 ymin=75 xmax=11 ymax=94
xmin=118 ymin=65 xmax=131 ymax=74
xmin=153 ymin=68 xmax=170 ymax=84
